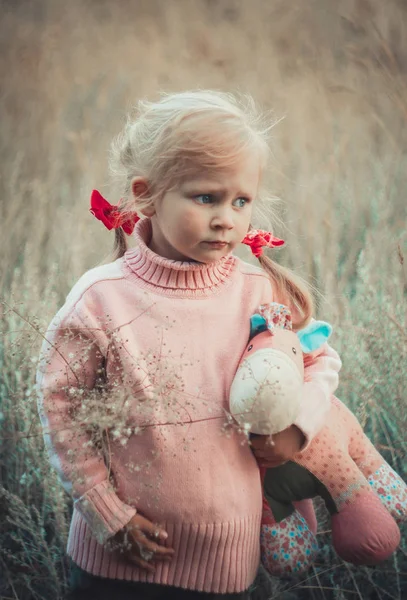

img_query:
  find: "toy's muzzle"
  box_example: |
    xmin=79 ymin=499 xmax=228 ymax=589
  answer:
xmin=229 ymin=348 xmax=302 ymax=435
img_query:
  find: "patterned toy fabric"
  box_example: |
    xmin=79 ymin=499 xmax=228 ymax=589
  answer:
xmin=260 ymin=506 xmax=319 ymax=575
xmin=258 ymin=303 xmax=293 ymax=332
xmin=368 ymin=463 xmax=407 ymax=523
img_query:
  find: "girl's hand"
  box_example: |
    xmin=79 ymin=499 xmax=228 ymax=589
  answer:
xmin=250 ymin=425 xmax=305 ymax=468
xmin=109 ymin=513 xmax=175 ymax=573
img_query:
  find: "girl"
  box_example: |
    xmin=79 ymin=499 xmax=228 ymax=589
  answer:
xmin=36 ymin=90 xmax=342 ymax=599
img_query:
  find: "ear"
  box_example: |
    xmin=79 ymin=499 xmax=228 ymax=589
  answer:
xmin=249 ymin=314 xmax=268 ymax=340
xmin=297 ymin=320 xmax=333 ymax=353
xmin=131 ymin=177 xmax=155 ymax=217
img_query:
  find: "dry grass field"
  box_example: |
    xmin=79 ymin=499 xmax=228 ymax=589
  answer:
xmin=1 ymin=0 xmax=406 ymax=598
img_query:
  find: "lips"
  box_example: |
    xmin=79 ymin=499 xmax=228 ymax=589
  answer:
xmin=204 ymin=242 xmax=228 ymax=249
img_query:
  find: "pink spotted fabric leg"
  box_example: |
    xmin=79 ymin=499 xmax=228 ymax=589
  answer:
xmin=345 ymin=406 xmax=407 ymax=523
xmin=294 ymin=398 xmax=375 ymax=509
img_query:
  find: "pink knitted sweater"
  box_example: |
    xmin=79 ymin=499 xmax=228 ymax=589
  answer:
xmin=36 ymin=218 xmax=341 ymax=594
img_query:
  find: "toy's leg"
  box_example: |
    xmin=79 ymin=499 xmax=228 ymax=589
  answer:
xmin=345 ymin=411 xmax=407 ymax=523
xmin=260 ymin=505 xmax=319 ymax=576
xmin=295 ymin=398 xmax=402 ymax=565
xmin=259 ymin=465 xmax=319 ymax=576
xmin=331 ymin=490 xmax=401 ymax=565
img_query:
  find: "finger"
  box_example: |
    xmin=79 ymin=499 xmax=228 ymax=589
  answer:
xmin=254 ymin=450 xmax=279 ymax=460
xmin=253 ymin=446 xmax=281 ymax=457
xmin=131 ymin=533 xmax=175 ymax=556
xmin=260 ymin=459 xmax=288 ymax=468
xmin=250 ymin=435 xmax=273 ymax=449
xmin=152 ymin=554 xmax=174 ymax=562
xmin=249 ymin=437 xmax=265 ymax=449
xmin=127 ymin=525 xmax=169 ymax=548
xmin=126 ymin=554 xmax=156 ymax=573
xmin=252 ymin=449 xmax=267 ymax=458
xmin=145 ymin=521 xmax=169 ymax=542
xmin=258 ymin=457 xmax=284 ymax=465
xmin=127 ymin=516 xmax=169 ymax=542
xmin=149 ymin=543 xmax=175 ymax=556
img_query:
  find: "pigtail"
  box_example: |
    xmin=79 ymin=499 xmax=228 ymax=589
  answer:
xmin=96 ymin=227 xmax=129 ymax=267
xmin=112 ymin=228 xmax=128 ymax=260
xmin=258 ymin=254 xmax=314 ymax=330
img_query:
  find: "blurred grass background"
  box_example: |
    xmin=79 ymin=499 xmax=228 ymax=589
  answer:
xmin=0 ymin=0 xmax=406 ymax=598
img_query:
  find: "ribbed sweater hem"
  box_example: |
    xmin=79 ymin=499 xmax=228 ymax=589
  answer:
xmin=67 ymin=508 xmax=261 ymax=594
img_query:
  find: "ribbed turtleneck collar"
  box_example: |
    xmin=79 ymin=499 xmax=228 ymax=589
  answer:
xmin=123 ymin=218 xmax=237 ymax=298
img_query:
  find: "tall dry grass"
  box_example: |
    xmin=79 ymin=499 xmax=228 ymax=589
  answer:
xmin=1 ymin=0 xmax=406 ymax=598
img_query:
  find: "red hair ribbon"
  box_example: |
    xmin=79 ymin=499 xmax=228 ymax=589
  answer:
xmin=90 ymin=189 xmax=140 ymax=235
xmin=242 ymin=229 xmax=285 ymax=257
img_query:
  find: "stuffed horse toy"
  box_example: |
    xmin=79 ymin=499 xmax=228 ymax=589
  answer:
xmin=229 ymin=302 xmax=407 ymax=575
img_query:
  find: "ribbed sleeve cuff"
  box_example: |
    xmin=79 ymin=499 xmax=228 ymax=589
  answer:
xmin=74 ymin=480 xmax=137 ymax=544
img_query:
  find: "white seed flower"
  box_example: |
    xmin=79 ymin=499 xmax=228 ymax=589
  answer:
xmin=243 ymin=422 xmax=252 ymax=434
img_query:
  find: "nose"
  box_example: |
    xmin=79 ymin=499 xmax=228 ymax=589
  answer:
xmin=210 ymin=205 xmax=234 ymax=230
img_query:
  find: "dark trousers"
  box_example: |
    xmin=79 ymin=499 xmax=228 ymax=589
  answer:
xmin=65 ymin=561 xmax=251 ymax=600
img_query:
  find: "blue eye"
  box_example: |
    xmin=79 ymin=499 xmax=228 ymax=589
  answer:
xmin=195 ymin=194 xmax=214 ymax=204
xmin=234 ymin=198 xmax=249 ymax=208
xmin=194 ymin=195 xmax=249 ymax=207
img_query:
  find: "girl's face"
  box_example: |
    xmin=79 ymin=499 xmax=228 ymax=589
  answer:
xmin=144 ymin=153 xmax=261 ymax=263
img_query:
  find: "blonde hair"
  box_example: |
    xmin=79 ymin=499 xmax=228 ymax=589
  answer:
xmin=108 ymin=90 xmax=313 ymax=327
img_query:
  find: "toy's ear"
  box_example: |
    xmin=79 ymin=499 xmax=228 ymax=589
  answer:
xmin=297 ymin=321 xmax=333 ymax=353
xmin=249 ymin=314 xmax=268 ymax=340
